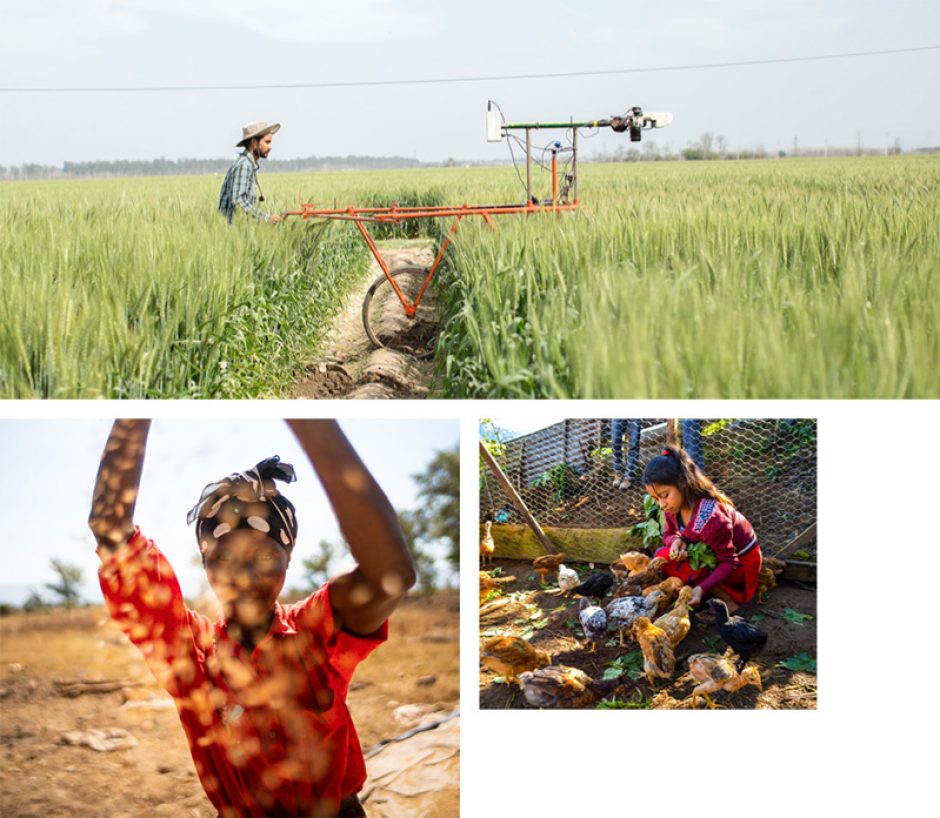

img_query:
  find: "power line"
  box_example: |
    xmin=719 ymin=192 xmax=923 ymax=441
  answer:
xmin=1 ymin=45 xmax=937 ymax=93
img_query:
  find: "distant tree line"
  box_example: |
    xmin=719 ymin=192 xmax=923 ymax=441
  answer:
xmin=4 ymin=138 xmax=929 ymax=183
xmin=0 ymin=154 xmax=444 ymax=181
xmin=594 ymin=131 xmax=917 ymax=163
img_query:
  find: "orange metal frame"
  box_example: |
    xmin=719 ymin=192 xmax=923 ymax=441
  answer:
xmin=283 ymin=201 xmax=579 ymax=318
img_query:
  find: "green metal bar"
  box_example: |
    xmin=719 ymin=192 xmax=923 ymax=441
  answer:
xmin=502 ymin=119 xmax=611 ymax=130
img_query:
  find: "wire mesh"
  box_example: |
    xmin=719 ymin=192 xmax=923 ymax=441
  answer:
xmin=479 ymin=418 xmax=817 ymax=557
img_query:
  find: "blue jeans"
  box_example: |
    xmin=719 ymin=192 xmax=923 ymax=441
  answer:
xmin=681 ymin=419 xmax=704 ymax=471
xmin=611 ymin=419 xmax=641 ymax=481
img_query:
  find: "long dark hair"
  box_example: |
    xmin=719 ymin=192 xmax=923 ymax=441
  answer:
xmin=642 ymin=444 xmax=733 ymax=508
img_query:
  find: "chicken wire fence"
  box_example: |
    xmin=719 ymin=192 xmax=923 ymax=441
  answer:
xmin=480 ymin=418 xmax=817 ymax=557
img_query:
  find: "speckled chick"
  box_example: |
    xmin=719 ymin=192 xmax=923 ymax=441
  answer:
xmin=578 ymin=597 xmax=608 ymax=653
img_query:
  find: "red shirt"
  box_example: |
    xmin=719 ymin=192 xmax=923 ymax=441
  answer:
xmin=662 ymin=498 xmax=758 ymax=594
xmin=98 ymin=529 xmax=386 ymax=818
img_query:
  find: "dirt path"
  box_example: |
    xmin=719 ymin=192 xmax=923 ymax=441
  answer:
xmin=292 ymin=242 xmax=440 ymax=399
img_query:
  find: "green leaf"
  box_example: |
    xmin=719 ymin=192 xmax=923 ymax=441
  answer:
xmin=702 ymin=419 xmax=733 ymax=437
xmin=631 ymin=494 xmax=666 ymax=550
xmin=777 ymin=653 xmax=817 ymax=672
xmin=750 ymin=613 xmax=766 ymax=623
xmin=782 ymin=608 xmax=814 ymax=625
xmin=604 ymin=650 xmax=646 ymax=681
xmin=687 ymin=541 xmax=717 ymax=571
xmin=702 ymin=634 xmax=722 ymax=649
xmin=792 ymin=550 xmax=811 ymax=560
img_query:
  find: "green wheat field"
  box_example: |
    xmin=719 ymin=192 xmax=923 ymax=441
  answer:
xmin=2 ymin=155 xmax=937 ymax=398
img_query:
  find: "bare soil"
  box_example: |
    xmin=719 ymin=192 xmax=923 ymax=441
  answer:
xmin=0 ymin=593 xmax=459 ymax=818
xmin=479 ymin=558 xmax=817 ymax=710
xmin=292 ymin=242 xmax=440 ymax=399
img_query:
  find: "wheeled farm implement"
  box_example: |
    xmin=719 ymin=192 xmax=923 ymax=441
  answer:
xmin=284 ymin=103 xmax=672 ymax=348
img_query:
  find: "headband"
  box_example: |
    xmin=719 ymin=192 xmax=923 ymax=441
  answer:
xmin=187 ymin=455 xmax=298 ymax=559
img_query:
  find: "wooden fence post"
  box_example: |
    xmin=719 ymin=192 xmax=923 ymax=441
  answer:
xmin=479 ymin=441 xmax=556 ymax=554
xmin=666 ymin=419 xmax=678 ymax=448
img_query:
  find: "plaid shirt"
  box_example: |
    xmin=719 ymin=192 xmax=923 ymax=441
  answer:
xmin=218 ymin=151 xmax=271 ymax=223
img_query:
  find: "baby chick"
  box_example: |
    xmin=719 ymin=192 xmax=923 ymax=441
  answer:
xmin=557 ymin=564 xmax=579 ymax=594
xmin=480 ymin=520 xmax=495 ymax=566
xmin=532 ymin=553 xmax=567 ymax=586
xmin=610 ymin=563 xmax=631 ymax=584
xmin=578 ymin=597 xmax=608 ymax=653
xmin=619 ymin=551 xmax=652 ymax=573
xmin=614 ymin=556 xmax=667 ymax=598
xmin=705 ymin=598 xmax=769 ymax=671
xmin=604 ymin=590 xmax=665 ymax=647
xmin=518 ymin=665 xmax=625 ymax=709
xmin=631 ymin=616 xmax=676 ymax=686
xmin=755 ymin=556 xmax=786 ymax=603
xmin=653 ymin=585 xmax=694 ymax=647
xmin=569 ymin=572 xmax=615 ymax=601
xmin=687 ymin=653 xmax=763 ymax=709
xmin=642 ymin=576 xmax=685 ymax=607
xmin=481 ymin=635 xmax=551 ymax=684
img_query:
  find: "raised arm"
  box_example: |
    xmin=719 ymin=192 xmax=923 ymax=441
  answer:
xmin=286 ymin=419 xmax=416 ymax=636
xmin=88 ymin=419 xmax=151 ymax=557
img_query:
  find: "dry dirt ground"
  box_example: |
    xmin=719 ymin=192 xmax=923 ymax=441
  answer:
xmin=479 ymin=558 xmax=817 ymax=710
xmin=292 ymin=242 xmax=440 ymax=399
xmin=0 ymin=593 xmax=458 ymax=818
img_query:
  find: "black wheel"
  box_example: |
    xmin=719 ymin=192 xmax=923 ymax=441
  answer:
xmin=361 ymin=266 xmax=436 ymax=352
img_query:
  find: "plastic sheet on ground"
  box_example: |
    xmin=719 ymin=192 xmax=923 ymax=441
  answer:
xmin=360 ymin=711 xmax=459 ymax=818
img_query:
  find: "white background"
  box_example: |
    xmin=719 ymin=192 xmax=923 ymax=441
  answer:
xmin=459 ymin=398 xmax=938 ymax=817
xmin=1 ymin=396 xmax=937 ymax=816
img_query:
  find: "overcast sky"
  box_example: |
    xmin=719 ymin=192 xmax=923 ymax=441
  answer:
xmin=0 ymin=418 xmax=458 ymax=606
xmin=0 ymin=1 xmax=937 ymax=166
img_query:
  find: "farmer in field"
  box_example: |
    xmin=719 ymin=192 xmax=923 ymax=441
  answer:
xmin=219 ymin=121 xmax=284 ymax=224
xmin=88 ymin=419 xmax=416 ymax=818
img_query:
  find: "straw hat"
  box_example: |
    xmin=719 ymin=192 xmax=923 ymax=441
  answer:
xmin=236 ymin=121 xmax=281 ymax=147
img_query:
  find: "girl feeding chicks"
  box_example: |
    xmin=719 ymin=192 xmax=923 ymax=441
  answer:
xmin=643 ymin=444 xmax=762 ymax=613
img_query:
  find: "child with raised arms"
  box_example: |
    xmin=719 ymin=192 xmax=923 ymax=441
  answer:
xmin=88 ymin=419 xmax=416 ymax=818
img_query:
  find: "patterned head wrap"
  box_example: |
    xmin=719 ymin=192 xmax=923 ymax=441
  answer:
xmin=187 ymin=455 xmax=298 ymax=560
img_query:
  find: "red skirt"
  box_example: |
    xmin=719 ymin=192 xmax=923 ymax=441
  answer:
xmin=654 ymin=544 xmax=762 ymax=606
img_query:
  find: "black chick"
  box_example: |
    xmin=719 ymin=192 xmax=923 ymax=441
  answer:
xmin=705 ymin=598 xmax=768 ymax=671
xmin=569 ymin=572 xmax=614 ymax=601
